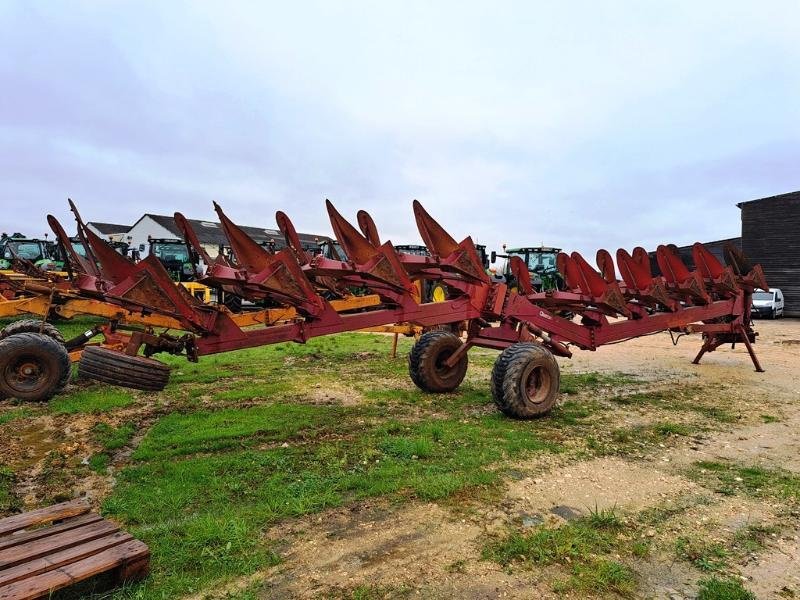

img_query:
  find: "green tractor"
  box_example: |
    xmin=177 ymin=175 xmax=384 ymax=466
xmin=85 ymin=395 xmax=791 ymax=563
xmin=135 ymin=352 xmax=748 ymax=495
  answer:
xmin=148 ymin=238 xmax=198 ymax=282
xmin=0 ymin=235 xmax=65 ymax=272
xmin=491 ymin=246 xmax=566 ymax=293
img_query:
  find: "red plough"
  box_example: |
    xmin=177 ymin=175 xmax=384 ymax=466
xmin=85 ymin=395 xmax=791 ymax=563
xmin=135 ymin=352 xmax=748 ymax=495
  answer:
xmin=3 ymin=199 xmax=766 ymax=417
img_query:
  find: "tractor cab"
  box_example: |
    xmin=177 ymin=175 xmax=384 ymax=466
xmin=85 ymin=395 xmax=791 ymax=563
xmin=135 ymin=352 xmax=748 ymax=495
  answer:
xmin=0 ymin=237 xmax=57 ymax=270
xmin=148 ymin=238 xmax=198 ymax=282
xmin=318 ymin=239 xmax=347 ymax=261
xmin=491 ymin=246 xmax=565 ymax=292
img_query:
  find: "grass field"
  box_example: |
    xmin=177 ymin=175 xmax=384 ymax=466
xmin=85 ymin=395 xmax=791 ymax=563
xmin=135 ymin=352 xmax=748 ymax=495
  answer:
xmin=0 ymin=316 xmax=788 ymax=599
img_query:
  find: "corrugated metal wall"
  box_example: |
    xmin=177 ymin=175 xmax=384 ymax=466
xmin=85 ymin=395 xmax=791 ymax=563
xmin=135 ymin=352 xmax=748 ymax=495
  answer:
xmin=740 ymin=192 xmax=800 ymax=316
xmin=648 ymin=238 xmax=741 ymax=279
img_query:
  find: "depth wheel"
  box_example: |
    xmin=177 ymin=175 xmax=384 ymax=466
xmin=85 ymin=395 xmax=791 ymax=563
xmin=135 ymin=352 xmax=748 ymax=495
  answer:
xmin=79 ymin=346 xmax=170 ymax=391
xmin=408 ymin=331 xmax=468 ymax=392
xmin=0 ymin=319 xmax=65 ymax=344
xmin=0 ymin=333 xmax=71 ymax=401
xmin=491 ymin=343 xmax=560 ymax=418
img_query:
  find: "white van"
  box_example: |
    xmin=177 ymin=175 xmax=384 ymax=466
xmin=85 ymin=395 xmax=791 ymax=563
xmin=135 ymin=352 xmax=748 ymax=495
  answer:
xmin=752 ymin=288 xmax=785 ymax=319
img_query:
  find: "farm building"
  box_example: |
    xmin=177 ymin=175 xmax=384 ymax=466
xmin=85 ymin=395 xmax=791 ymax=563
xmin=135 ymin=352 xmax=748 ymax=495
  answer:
xmin=648 ymin=236 xmax=742 ymax=275
xmin=738 ymin=191 xmax=800 ymax=317
xmin=86 ymin=221 xmax=131 ymax=243
xmin=125 ymin=213 xmax=333 ymax=259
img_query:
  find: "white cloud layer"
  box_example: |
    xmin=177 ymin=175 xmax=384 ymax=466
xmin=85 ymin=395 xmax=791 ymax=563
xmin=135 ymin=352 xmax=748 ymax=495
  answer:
xmin=1 ymin=0 xmax=798 ymax=256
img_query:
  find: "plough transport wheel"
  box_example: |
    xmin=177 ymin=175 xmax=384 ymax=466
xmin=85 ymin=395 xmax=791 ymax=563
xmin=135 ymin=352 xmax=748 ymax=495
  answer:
xmin=491 ymin=343 xmax=560 ymax=419
xmin=0 ymin=319 xmax=65 ymax=344
xmin=409 ymin=331 xmax=468 ymax=393
xmin=0 ymin=332 xmax=71 ymax=401
xmin=78 ymin=346 xmax=170 ymax=391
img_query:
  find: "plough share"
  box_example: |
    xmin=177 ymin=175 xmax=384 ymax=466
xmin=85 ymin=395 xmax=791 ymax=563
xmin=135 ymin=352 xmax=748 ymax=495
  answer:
xmin=0 ymin=199 xmax=767 ymax=418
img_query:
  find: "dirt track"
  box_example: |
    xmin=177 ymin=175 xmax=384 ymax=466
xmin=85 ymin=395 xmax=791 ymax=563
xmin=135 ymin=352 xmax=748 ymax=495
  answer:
xmin=203 ymin=319 xmax=800 ymax=599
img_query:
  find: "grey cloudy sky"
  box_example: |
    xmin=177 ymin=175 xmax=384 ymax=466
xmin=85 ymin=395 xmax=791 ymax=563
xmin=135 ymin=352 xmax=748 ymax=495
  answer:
xmin=2 ymin=1 xmax=798 ymax=257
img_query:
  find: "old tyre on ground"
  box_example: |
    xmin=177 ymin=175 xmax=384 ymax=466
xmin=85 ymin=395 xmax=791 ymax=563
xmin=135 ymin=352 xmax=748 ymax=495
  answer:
xmin=408 ymin=330 xmax=468 ymax=393
xmin=491 ymin=342 xmax=560 ymax=418
xmin=78 ymin=346 xmax=171 ymax=391
xmin=0 ymin=332 xmax=71 ymax=401
xmin=0 ymin=319 xmax=65 ymax=344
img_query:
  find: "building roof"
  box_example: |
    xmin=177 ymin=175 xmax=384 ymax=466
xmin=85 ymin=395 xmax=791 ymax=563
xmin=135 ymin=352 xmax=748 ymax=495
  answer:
xmin=87 ymin=222 xmax=131 ymax=235
xmin=134 ymin=214 xmax=333 ymax=248
xmin=736 ymin=190 xmax=800 ymax=208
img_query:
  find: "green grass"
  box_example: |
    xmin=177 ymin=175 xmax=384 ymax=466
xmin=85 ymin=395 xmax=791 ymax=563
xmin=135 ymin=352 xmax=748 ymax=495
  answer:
xmin=0 ymin=328 xmax=688 ymax=597
xmin=93 ymin=422 xmax=136 ymax=451
xmin=697 ymin=576 xmax=756 ymax=600
xmin=609 ymin=389 xmax=739 ymax=424
xmin=0 ymin=407 xmax=33 ymax=426
xmin=555 ymin=559 xmax=636 ymax=596
xmin=87 ymin=422 xmax=137 ymax=474
xmin=559 ymin=372 xmax=637 ymax=395
xmin=483 ymin=507 xmax=635 ymax=596
xmin=675 ymin=536 xmax=729 ymax=571
xmin=732 ymin=523 xmax=779 ymax=553
xmin=132 ymin=403 xmax=348 ymax=460
xmin=104 ymin=409 xmax=556 ymax=596
xmin=0 ymin=466 xmax=19 ymax=514
xmin=691 ymin=461 xmax=800 ymax=500
xmin=49 ymin=388 xmax=135 ymax=414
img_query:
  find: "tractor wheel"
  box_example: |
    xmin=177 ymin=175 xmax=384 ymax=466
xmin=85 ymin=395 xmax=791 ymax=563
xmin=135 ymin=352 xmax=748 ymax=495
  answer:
xmin=430 ymin=283 xmax=448 ymax=303
xmin=491 ymin=343 xmax=560 ymax=419
xmin=78 ymin=346 xmax=170 ymax=391
xmin=424 ymin=323 xmax=461 ymax=335
xmin=408 ymin=331 xmax=468 ymax=392
xmin=222 ymin=292 xmax=243 ymax=313
xmin=0 ymin=319 xmax=65 ymax=344
xmin=0 ymin=333 xmax=71 ymax=401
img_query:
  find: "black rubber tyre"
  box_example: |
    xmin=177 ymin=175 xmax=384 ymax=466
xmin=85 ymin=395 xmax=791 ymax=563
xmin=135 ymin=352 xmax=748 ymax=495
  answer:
xmin=424 ymin=323 xmax=461 ymax=335
xmin=408 ymin=331 xmax=468 ymax=393
xmin=0 ymin=333 xmax=71 ymax=401
xmin=491 ymin=343 xmax=560 ymax=419
xmin=221 ymin=291 xmax=243 ymax=313
xmin=0 ymin=319 xmax=65 ymax=344
xmin=78 ymin=346 xmax=170 ymax=391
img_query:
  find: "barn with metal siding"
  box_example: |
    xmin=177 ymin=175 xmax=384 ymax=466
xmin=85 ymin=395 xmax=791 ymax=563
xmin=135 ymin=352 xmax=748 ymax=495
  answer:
xmin=648 ymin=237 xmax=741 ymax=277
xmin=738 ymin=191 xmax=800 ymax=317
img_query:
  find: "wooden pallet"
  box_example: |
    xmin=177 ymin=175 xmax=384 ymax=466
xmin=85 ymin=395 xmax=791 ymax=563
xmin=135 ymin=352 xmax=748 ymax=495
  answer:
xmin=0 ymin=499 xmax=149 ymax=600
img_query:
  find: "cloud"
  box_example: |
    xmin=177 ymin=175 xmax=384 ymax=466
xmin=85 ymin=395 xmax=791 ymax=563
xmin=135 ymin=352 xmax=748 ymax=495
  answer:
xmin=1 ymin=0 xmax=798 ymax=260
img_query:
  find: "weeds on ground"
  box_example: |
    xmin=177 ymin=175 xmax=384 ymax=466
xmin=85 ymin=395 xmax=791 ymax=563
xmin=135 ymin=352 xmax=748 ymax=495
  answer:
xmin=0 ymin=466 xmax=19 ymax=514
xmin=0 ymin=407 xmax=33 ymax=426
xmin=690 ymin=461 xmax=800 ymax=501
xmin=483 ymin=506 xmax=636 ymax=596
xmin=696 ymin=576 xmax=756 ymax=600
xmin=675 ymin=536 xmax=730 ymax=572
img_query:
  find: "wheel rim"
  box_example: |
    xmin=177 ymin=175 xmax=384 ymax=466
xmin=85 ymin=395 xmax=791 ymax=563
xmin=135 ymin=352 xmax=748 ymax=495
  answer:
xmin=4 ymin=354 xmax=49 ymax=395
xmin=432 ymin=286 xmax=447 ymax=303
xmin=521 ymin=364 xmax=552 ymax=405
